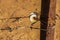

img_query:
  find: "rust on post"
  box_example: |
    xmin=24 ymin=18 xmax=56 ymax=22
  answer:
xmin=46 ymin=0 xmax=56 ymax=40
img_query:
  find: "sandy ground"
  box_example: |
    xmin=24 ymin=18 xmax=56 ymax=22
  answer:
xmin=0 ymin=0 xmax=40 ymax=40
xmin=54 ymin=0 xmax=60 ymax=40
xmin=1 ymin=0 xmax=60 ymax=40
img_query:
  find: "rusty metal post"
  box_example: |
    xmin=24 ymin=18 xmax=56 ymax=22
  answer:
xmin=40 ymin=0 xmax=50 ymax=40
xmin=46 ymin=0 xmax=56 ymax=40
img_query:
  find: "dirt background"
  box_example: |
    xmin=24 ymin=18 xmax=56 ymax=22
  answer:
xmin=0 ymin=0 xmax=40 ymax=40
xmin=0 ymin=0 xmax=60 ymax=40
xmin=54 ymin=0 xmax=60 ymax=40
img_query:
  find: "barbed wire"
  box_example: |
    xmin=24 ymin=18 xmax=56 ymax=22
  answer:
xmin=0 ymin=16 xmax=47 ymax=32
xmin=0 ymin=13 xmax=59 ymax=22
xmin=0 ymin=25 xmax=47 ymax=32
xmin=0 ymin=15 xmax=48 ymax=32
xmin=0 ymin=12 xmax=60 ymax=32
xmin=0 ymin=15 xmax=59 ymax=32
